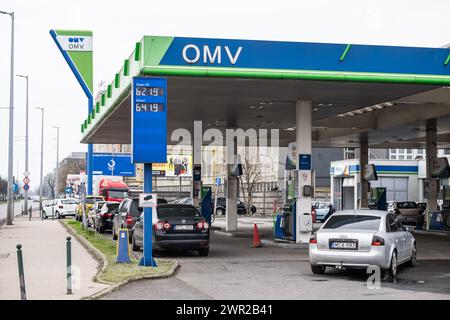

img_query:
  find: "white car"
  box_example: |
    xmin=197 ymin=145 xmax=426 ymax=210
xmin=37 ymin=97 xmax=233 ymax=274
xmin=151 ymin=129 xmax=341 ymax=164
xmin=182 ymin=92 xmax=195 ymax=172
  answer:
xmin=309 ymin=210 xmax=416 ymax=277
xmin=43 ymin=198 xmax=78 ymax=219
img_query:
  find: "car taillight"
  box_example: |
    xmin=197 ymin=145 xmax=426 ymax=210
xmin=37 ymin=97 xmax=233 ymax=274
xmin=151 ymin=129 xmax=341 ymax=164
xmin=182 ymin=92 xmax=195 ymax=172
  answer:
xmin=154 ymin=221 xmax=164 ymax=231
xmin=126 ymin=216 xmax=133 ymax=225
xmin=309 ymin=234 xmax=317 ymax=244
xmin=104 ymin=213 xmax=111 ymax=218
xmin=59 ymin=205 xmax=64 ymax=209
xmin=196 ymin=220 xmax=209 ymax=230
xmin=163 ymin=222 xmax=171 ymax=230
xmin=311 ymin=208 xmax=316 ymax=223
xmin=372 ymin=235 xmax=385 ymax=246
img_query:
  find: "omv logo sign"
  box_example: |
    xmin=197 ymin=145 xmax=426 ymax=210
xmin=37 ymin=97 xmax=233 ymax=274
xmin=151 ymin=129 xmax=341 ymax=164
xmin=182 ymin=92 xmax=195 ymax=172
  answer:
xmin=57 ymin=35 xmax=93 ymax=52
xmin=182 ymin=44 xmax=243 ymax=65
xmin=68 ymin=37 xmax=86 ymax=50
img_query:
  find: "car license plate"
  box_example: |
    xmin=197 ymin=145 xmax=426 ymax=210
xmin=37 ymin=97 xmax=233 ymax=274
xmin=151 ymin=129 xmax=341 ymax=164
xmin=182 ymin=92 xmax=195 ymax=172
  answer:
xmin=330 ymin=241 xmax=357 ymax=250
xmin=174 ymin=225 xmax=194 ymax=231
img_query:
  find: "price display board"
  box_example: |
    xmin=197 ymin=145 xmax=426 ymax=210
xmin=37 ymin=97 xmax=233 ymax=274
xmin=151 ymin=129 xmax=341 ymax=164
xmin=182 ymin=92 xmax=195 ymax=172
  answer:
xmin=132 ymin=77 xmax=167 ymax=163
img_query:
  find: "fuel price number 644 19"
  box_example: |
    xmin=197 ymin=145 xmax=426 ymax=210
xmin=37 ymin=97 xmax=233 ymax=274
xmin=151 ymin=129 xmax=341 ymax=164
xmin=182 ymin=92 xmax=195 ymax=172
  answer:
xmin=135 ymin=103 xmax=164 ymax=112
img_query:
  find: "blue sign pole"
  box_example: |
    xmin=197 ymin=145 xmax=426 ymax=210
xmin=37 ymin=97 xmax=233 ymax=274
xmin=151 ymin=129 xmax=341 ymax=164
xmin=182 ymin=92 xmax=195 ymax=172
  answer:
xmin=139 ymin=163 xmax=157 ymax=267
xmin=132 ymin=77 xmax=167 ymax=267
xmin=87 ymin=95 xmax=94 ymax=195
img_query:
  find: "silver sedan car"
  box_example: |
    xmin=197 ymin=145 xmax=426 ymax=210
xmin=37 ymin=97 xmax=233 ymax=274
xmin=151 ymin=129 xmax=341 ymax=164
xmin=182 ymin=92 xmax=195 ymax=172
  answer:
xmin=309 ymin=210 xmax=416 ymax=277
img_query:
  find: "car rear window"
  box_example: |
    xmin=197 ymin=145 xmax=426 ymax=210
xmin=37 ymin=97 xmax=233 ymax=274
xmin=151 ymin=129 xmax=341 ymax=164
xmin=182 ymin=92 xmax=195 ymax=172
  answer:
xmin=323 ymin=215 xmax=381 ymax=231
xmin=397 ymin=202 xmax=418 ymax=209
xmin=130 ymin=200 xmax=143 ymax=217
xmin=61 ymin=200 xmax=76 ymax=205
xmin=85 ymin=197 xmax=103 ymax=204
xmin=106 ymin=203 xmax=119 ymax=210
xmin=158 ymin=206 xmax=201 ymax=219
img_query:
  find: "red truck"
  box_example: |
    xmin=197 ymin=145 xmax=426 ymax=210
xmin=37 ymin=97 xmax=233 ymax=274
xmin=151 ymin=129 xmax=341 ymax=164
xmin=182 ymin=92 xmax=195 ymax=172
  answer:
xmin=98 ymin=179 xmax=129 ymax=202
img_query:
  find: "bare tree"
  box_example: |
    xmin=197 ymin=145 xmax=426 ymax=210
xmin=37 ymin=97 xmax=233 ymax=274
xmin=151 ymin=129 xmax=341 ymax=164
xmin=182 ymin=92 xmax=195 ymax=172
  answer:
xmin=57 ymin=158 xmax=85 ymax=195
xmin=239 ymin=150 xmax=262 ymax=215
xmin=45 ymin=172 xmax=56 ymax=199
xmin=0 ymin=176 xmax=7 ymax=202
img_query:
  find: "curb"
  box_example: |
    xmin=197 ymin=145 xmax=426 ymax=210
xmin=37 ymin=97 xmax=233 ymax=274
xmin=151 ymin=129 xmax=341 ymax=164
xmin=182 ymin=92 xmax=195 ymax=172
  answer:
xmin=84 ymin=261 xmax=180 ymax=300
xmin=260 ymin=239 xmax=309 ymax=249
xmin=412 ymin=229 xmax=450 ymax=237
xmin=214 ymin=230 xmax=266 ymax=239
xmin=60 ymin=221 xmax=180 ymax=300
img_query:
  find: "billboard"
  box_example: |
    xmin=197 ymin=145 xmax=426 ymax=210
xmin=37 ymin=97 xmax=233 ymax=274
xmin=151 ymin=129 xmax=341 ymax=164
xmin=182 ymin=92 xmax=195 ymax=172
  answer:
xmin=92 ymin=153 xmax=135 ymax=176
xmin=152 ymin=155 xmax=192 ymax=177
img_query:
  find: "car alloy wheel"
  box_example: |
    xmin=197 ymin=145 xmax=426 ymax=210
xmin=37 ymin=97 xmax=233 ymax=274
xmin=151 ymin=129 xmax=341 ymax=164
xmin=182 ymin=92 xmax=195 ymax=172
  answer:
xmin=132 ymin=236 xmax=140 ymax=251
xmin=390 ymin=251 xmax=397 ymax=277
xmin=408 ymin=244 xmax=417 ymax=267
xmin=216 ymin=208 xmax=224 ymax=216
xmin=311 ymin=265 xmax=326 ymax=275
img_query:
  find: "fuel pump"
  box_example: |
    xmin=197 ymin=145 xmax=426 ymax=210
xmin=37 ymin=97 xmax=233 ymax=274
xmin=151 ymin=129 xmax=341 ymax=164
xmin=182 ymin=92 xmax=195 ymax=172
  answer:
xmin=440 ymin=186 xmax=450 ymax=229
xmin=274 ymin=149 xmax=313 ymax=242
xmin=200 ymin=186 xmax=212 ymax=225
xmin=274 ymin=170 xmax=297 ymax=241
xmin=368 ymin=187 xmax=387 ymax=211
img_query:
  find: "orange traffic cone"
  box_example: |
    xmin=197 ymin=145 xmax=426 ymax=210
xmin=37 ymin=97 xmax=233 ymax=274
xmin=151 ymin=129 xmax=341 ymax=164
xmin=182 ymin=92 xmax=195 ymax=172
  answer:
xmin=252 ymin=223 xmax=262 ymax=248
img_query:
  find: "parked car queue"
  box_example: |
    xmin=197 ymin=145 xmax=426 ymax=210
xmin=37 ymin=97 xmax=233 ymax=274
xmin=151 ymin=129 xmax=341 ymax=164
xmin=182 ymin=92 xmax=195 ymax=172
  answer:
xmin=77 ymin=195 xmax=210 ymax=256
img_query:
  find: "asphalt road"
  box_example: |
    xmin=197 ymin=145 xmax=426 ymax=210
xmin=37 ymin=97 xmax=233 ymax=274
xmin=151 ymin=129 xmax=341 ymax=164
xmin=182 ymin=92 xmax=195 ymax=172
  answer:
xmin=101 ymin=223 xmax=450 ymax=300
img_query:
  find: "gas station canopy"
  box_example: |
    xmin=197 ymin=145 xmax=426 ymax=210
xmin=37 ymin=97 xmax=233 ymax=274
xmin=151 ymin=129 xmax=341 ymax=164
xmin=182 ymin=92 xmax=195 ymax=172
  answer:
xmin=80 ymin=36 xmax=450 ymax=147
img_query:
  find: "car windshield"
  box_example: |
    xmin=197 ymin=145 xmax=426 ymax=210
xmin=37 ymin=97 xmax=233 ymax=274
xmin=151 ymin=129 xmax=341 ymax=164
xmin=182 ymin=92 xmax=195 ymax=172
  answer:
xmin=158 ymin=206 xmax=201 ymax=218
xmin=109 ymin=190 xmax=128 ymax=199
xmin=323 ymin=215 xmax=381 ymax=231
xmin=317 ymin=203 xmax=328 ymax=209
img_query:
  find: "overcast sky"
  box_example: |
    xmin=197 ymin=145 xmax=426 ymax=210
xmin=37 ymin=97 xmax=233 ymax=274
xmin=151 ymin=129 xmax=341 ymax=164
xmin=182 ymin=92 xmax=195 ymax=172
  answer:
xmin=0 ymin=0 xmax=449 ymax=189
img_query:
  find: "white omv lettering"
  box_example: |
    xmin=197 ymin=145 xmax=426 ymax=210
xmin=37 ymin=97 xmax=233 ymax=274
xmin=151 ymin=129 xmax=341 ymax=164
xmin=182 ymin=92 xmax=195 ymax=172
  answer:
xmin=203 ymin=46 xmax=221 ymax=64
xmin=57 ymin=35 xmax=93 ymax=52
xmin=182 ymin=44 xmax=242 ymax=65
xmin=182 ymin=44 xmax=201 ymax=64
xmin=225 ymin=46 xmax=242 ymax=65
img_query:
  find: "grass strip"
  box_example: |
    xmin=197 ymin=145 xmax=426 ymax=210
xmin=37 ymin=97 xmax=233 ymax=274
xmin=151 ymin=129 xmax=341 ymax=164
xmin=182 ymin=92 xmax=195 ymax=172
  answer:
xmin=64 ymin=220 xmax=175 ymax=284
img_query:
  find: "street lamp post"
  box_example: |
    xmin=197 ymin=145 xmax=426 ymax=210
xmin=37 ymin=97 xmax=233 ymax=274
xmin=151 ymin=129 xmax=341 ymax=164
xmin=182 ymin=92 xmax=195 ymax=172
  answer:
xmin=35 ymin=107 xmax=44 ymax=218
xmin=1 ymin=10 xmax=15 ymax=225
xmin=52 ymin=126 xmax=60 ymax=200
xmin=17 ymin=74 xmax=29 ymax=215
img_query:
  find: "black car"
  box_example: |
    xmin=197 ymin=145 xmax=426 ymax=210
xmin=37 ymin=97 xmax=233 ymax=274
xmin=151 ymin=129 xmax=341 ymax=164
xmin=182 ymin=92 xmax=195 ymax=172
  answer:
xmin=132 ymin=204 xmax=210 ymax=256
xmin=214 ymin=197 xmax=256 ymax=216
xmin=95 ymin=202 xmax=120 ymax=233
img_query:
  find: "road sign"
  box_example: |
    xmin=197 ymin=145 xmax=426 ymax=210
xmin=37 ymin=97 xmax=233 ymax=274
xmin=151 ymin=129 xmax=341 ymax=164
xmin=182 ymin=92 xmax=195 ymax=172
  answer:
xmin=23 ymin=177 xmax=30 ymax=184
xmin=65 ymin=187 xmax=73 ymax=194
xmin=12 ymin=183 xmax=18 ymax=193
xmin=215 ymin=177 xmax=222 ymax=186
xmin=92 ymin=153 xmax=135 ymax=176
xmin=139 ymin=193 xmax=158 ymax=208
xmin=23 ymin=184 xmax=30 ymax=192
